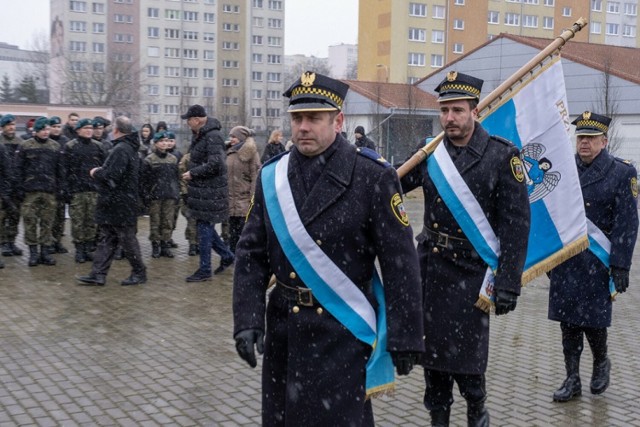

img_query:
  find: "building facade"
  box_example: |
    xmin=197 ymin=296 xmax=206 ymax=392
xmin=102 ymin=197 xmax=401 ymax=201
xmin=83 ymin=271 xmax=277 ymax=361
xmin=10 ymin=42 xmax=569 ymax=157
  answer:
xmin=48 ymin=0 xmax=285 ymax=132
xmin=358 ymin=0 xmax=639 ymax=84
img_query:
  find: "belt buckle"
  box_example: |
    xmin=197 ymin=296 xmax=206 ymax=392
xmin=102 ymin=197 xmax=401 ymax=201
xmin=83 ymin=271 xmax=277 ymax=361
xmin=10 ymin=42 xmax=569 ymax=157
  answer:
xmin=297 ymin=288 xmax=314 ymax=306
xmin=436 ymin=233 xmax=449 ymax=248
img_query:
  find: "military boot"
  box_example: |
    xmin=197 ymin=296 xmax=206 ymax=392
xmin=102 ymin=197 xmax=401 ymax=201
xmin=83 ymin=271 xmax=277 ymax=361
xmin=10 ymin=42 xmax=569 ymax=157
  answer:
xmin=39 ymin=245 xmax=57 ymax=266
xmin=2 ymin=242 xmax=14 ymax=256
xmin=53 ymin=241 xmax=69 ymax=254
xmin=591 ymin=357 xmax=610 ymax=394
xmin=75 ymin=243 xmax=87 ymax=263
xmin=83 ymin=243 xmax=94 ymax=261
xmin=151 ymin=241 xmax=161 ymax=258
xmin=28 ymin=245 xmax=40 ymax=267
xmin=168 ymin=238 xmax=178 ymax=248
xmin=553 ymin=352 xmax=581 ymax=402
xmin=160 ymin=241 xmax=174 ymax=258
xmin=429 ymin=407 xmax=450 ymax=427
xmin=10 ymin=242 xmax=23 ymax=256
xmin=188 ymin=244 xmax=198 ymax=256
xmin=467 ymin=402 xmax=490 ymax=427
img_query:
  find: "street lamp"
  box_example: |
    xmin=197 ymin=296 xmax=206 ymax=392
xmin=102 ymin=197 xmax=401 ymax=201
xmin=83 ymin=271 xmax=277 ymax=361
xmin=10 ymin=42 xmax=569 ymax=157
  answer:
xmin=376 ymin=64 xmax=389 ymax=83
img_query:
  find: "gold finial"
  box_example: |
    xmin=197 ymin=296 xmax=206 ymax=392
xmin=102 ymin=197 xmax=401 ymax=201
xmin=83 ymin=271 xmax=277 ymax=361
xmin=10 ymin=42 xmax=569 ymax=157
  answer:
xmin=301 ymin=72 xmax=316 ymax=87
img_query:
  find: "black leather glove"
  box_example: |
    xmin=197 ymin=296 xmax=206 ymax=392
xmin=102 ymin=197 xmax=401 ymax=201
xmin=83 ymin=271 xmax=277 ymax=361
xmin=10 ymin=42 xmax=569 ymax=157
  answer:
xmin=611 ymin=267 xmax=629 ymax=294
xmin=235 ymin=328 xmax=264 ymax=368
xmin=390 ymin=351 xmax=420 ymax=376
xmin=494 ymin=289 xmax=518 ymax=316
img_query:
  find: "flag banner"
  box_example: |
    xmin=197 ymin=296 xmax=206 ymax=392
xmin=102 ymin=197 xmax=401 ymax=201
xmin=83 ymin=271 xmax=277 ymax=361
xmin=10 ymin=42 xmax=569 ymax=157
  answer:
xmin=480 ymin=56 xmax=588 ymax=283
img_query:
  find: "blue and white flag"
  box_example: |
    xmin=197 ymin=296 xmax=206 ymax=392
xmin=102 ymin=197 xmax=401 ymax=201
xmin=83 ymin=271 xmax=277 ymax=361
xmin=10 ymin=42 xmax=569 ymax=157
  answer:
xmin=481 ymin=56 xmax=588 ymax=281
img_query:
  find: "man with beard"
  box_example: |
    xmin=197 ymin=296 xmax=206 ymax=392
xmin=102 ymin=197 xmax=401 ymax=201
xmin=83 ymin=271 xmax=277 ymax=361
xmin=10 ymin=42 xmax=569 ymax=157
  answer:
xmin=400 ymin=71 xmax=530 ymax=427
xmin=0 ymin=114 xmax=24 ymax=257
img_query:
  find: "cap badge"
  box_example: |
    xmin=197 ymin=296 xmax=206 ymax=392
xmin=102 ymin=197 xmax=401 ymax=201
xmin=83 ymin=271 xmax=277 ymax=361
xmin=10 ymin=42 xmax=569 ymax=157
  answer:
xmin=446 ymin=71 xmax=458 ymax=82
xmin=583 ymin=111 xmax=591 ymax=120
xmin=301 ymin=72 xmax=316 ymax=87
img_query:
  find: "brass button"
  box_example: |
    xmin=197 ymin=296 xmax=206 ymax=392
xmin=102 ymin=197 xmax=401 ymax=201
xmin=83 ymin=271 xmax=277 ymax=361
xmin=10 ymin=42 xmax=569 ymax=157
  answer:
xmin=432 ymin=247 xmax=439 ymax=254
xmin=457 ymin=229 xmax=462 ymax=234
xmin=292 ymin=306 xmax=300 ymax=313
xmin=289 ymin=272 xmax=297 ymax=279
xmin=436 ymin=197 xmax=442 ymax=203
xmin=453 ymin=253 xmax=458 ymax=258
xmin=316 ymin=307 xmax=323 ymax=315
xmin=586 ymin=202 xmax=591 ymax=207
xmin=433 ymin=223 xmax=439 ymax=229
xmin=316 ymin=239 xmax=322 ymax=246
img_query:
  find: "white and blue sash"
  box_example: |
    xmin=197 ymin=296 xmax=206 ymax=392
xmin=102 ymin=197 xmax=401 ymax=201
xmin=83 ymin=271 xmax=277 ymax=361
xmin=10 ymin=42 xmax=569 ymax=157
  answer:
xmin=427 ymin=142 xmax=501 ymax=310
xmin=261 ymin=153 xmax=395 ymax=397
xmin=586 ymin=219 xmax=618 ymax=300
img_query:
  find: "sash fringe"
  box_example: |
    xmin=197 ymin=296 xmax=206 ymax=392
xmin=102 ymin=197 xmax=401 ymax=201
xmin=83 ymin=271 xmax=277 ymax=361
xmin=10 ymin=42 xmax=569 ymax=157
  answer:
xmin=366 ymin=383 xmax=395 ymax=400
xmin=474 ymin=294 xmax=493 ymax=313
xmin=521 ymin=235 xmax=589 ymax=284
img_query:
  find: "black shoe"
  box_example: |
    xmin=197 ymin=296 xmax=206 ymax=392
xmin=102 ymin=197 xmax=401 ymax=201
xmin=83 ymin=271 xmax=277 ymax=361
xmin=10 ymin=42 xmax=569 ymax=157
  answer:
xmin=188 ymin=244 xmax=198 ymax=256
xmin=121 ymin=273 xmax=147 ymax=286
xmin=76 ymin=273 xmax=107 ymax=286
xmin=151 ymin=241 xmax=161 ymax=258
xmin=39 ymin=246 xmax=57 ymax=266
xmin=553 ymin=374 xmax=582 ymax=402
xmin=168 ymin=239 xmax=178 ymax=248
xmin=28 ymin=245 xmax=39 ymax=267
xmin=54 ymin=242 xmax=69 ymax=254
xmin=75 ymin=243 xmax=86 ymax=263
xmin=591 ymin=358 xmax=610 ymax=395
xmin=430 ymin=407 xmax=450 ymax=427
xmin=10 ymin=242 xmax=23 ymax=256
xmin=114 ymin=247 xmax=124 ymax=260
xmin=1 ymin=242 xmax=12 ymax=256
xmin=213 ymin=256 xmax=234 ymax=275
xmin=160 ymin=241 xmax=174 ymax=258
xmin=186 ymin=270 xmax=212 ymax=282
xmin=467 ymin=403 xmax=489 ymax=427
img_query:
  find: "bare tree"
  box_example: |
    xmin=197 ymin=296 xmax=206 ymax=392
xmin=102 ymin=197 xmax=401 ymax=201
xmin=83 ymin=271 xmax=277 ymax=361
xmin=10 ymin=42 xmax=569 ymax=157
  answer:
xmin=285 ymin=56 xmax=330 ymax=86
xmin=0 ymin=74 xmax=14 ymax=102
xmin=590 ymin=56 xmax=622 ymax=154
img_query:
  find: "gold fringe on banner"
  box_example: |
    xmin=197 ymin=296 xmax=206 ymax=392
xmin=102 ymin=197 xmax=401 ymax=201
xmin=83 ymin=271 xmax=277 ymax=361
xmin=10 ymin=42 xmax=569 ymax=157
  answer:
xmin=474 ymin=294 xmax=493 ymax=313
xmin=366 ymin=384 xmax=395 ymax=400
xmin=521 ymin=235 xmax=589 ymax=285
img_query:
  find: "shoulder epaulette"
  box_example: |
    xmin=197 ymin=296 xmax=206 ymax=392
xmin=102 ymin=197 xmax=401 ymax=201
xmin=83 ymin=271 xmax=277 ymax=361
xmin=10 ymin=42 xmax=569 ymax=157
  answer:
xmin=615 ymin=157 xmax=636 ymax=168
xmin=490 ymin=135 xmax=515 ymax=147
xmin=357 ymin=147 xmax=390 ymax=168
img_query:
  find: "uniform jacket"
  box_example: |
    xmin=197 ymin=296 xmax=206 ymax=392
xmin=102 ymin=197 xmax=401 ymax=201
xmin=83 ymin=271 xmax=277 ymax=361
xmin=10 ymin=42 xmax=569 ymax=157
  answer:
xmin=226 ymin=137 xmax=260 ymax=217
xmin=233 ymin=135 xmax=424 ymax=424
xmin=186 ymin=117 xmax=228 ymax=223
xmin=401 ymin=124 xmax=530 ymax=374
xmin=549 ymin=150 xmax=638 ymax=328
xmin=15 ymin=137 xmax=63 ymax=196
xmin=0 ymin=133 xmax=23 ymax=161
xmin=0 ymin=143 xmax=11 ymax=207
xmin=63 ymin=137 xmax=108 ymax=194
xmin=141 ymin=151 xmax=180 ymax=201
xmin=93 ymin=133 xmax=141 ymax=226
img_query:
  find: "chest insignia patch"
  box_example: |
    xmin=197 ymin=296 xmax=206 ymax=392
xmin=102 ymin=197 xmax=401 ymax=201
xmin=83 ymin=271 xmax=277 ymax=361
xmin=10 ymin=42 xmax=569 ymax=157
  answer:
xmin=631 ymin=177 xmax=638 ymax=199
xmin=391 ymin=193 xmax=410 ymax=226
xmin=510 ymin=157 xmax=525 ymax=183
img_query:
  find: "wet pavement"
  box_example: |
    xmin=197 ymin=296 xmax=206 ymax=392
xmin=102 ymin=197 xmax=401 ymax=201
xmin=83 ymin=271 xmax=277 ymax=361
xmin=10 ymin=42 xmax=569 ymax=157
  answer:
xmin=1 ymin=192 xmax=640 ymax=426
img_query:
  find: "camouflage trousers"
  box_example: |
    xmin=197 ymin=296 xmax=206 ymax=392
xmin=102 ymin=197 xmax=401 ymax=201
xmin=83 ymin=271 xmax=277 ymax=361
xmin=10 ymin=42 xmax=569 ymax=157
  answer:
xmin=52 ymin=200 xmax=66 ymax=243
xmin=149 ymin=199 xmax=176 ymax=242
xmin=21 ymin=192 xmax=56 ymax=246
xmin=70 ymin=192 xmax=98 ymax=244
xmin=180 ymin=200 xmax=198 ymax=244
xmin=1 ymin=198 xmax=21 ymax=243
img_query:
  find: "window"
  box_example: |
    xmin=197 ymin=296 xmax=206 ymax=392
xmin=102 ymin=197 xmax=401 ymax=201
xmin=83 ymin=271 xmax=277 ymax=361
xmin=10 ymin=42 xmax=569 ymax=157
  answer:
xmin=114 ymin=14 xmax=133 ymax=24
xmin=164 ymin=105 xmax=180 ymax=115
xmin=203 ymin=69 xmax=215 ymax=78
xmin=253 ymin=53 xmax=263 ymax=63
xmin=543 ymin=16 xmax=554 ymax=29
xmin=183 ymin=68 xmax=198 ymax=78
xmin=203 ymin=32 xmax=215 ymax=42
xmin=165 ymin=86 xmax=180 ymax=96
xmin=182 ymin=31 xmax=198 ymax=40
xmin=253 ymin=17 xmax=264 ymax=27
xmin=70 ymin=1 xmax=87 ymax=12
xmin=488 ymin=11 xmax=499 ymax=24
xmin=623 ymin=24 xmax=636 ymax=36
xmin=252 ymin=35 xmax=263 ymax=45
xmin=267 ymin=72 xmax=281 ymax=82
xmin=223 ymin=23 xmax=239 ymax=32
xmin=165 ymin=9 xmax=180 ymax=20
xmin=148 ymin=8 xmax=159 ymax=18
xmin=251 ymin=108 xmax=262 ymax=117
xmin=204 ymin=12 xmax=215 ymax=23
xmin=269 ymin=0 xmax=283 ymax=10
xmin=591 ymin=21 xmax=602 ymax=34
xmin=222 ymin=60 xmax=239 ymax=68
xmin=454 ymin=0 xmax=465 ymax=4
xmin=93 ymin=62 xmax=105 ymax=73
xmin=114 ymin=33 xmax=133 ymax=43
xmin=592 ymin=0 xmax=602 ymax=11
xmin=203 ymin=87 xmax=214 ymax=97
xmin=70 ymin=61 xmax=86 ymax=72
xmin=183 ymin=49 xmax=198 ymax=59
xmin=223 ymin=78 xmax=239 ymax=86
xmin=223 ymin=4 xmax=240 ymax=12
xmin=267 ymin=90 xmax=281 ymax=100
xmin=70 ymin=21 xmax=87 ymax=32
xmin=523 ymin=15 xmax=538 ymax=27
xmin=268 ymin=36 xmax=282 ymax=46
xmin=409 ymin=3 xmax=427 ymax=17
xmin=223 ymin=41 xmax=239 ymax=50
xmin=409 ymin=28 xmax=426 ymax=42
xmin=608 ymin=2 xmax=620 ymax=13
xmin=92 ymin=3 xmax=105 ymax=13
xmin=165 ymin=29 xmax=180 ymax=39
xmin=92 ymin=42 xmax=104 ymax=53
xmin=544 ymin=0 xmax=554 ymax=5
xmin=204 ymin=50 xmax=214 ymax=60
xmin=523 ymin=0 xmax=538 ymax=3
xmin=147 ymin=85 xmax=159 ymax=96
xmin=267 ymin=54 xmax=281 ymax=64
xmin=253 ymin=0 xmax=263 ymax=7
xmin=453 ymin=19 xmax=464 ymax=30
xmin=252 ymin=71 xmax=263 ymax=81
xmin=266 ymin=108 xmax=280 ymax=118
xmin=408 ymin=52 xmax=425 ymax=66
xmin=432 ymin=30 xmax=444 ymax=43
xmin=148 ymin=104 xmax=160 ymax=114
xmin=222 ymin=97 xmax=239 ymax=105
xmin=147 ymin=27 xmax=159 ymax=37
xmin=147 ymin=46 xmax=159 ymax=57
xmin=453 ymin=43 xmax=463 ymax=54
xmin=147 ymin=65 xmax=159 ymax=76
xmin=268 ymin=18 xmax=283 ymax=28
xmin=562 ymin=7 xmax=571 ymax=16
xmin=252 ymin=89 xmax=263 ymax=99
xmin=183 ymin=87 xmax=198 ymax=96
xmin=505 ymin=13 xmax=521 ymax=26
xmin=625 ymin=3 xmax=638 ymax=15
xmin=431 ymin=54 xmax=444 ymax=68
xmin=606 ymin=23 xmax=619 ymax=34
xmin=165 ymin=48 xmax=180 ymax=58
xmin=433 ymin=5 xmax=445 ymax=19
xmin=165 ymin=66 xmax=180 ymax=77
xmin=183 ymin=11 xmax=198 ymax=21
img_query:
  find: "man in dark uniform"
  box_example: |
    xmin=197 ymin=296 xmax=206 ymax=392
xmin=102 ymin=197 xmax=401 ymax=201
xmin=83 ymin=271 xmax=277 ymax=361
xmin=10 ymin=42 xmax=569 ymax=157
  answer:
xmin=0 ymin=141 xmax=14 ymax=269
xmin=0 ymin=114 xmax=24 ymax=257
xmin=48 ymin=116 xmax=70 ymax=254
xmin=400 ymin=71 xmax=530 ymax=427
xmin=354 ymin=125 xmax=376 ymax=150
xmin=549 ymin=112 xmax=638 ymax=402
xmin=232 ymin=71 xmax=425 ymax=426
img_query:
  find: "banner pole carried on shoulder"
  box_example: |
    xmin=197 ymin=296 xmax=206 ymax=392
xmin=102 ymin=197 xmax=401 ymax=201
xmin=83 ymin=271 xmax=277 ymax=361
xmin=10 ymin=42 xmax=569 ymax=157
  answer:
xmin=396 ymin=17 xmax=588 ymax=179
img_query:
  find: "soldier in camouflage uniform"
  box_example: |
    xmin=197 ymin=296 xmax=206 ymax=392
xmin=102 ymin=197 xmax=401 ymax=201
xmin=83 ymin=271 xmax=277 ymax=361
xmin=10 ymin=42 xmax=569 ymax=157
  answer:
xmin=0 ymin=114 xmax=24 ymax=257
xmin=48 ymin=116 xmax=70 ymax=254
xmin=63 ymin=118 xmax=108 ymax=263
xmin=178 ymin=152 xmax=198 ymax=256
xmin=15 ymin=117 xmax=64 ymax=266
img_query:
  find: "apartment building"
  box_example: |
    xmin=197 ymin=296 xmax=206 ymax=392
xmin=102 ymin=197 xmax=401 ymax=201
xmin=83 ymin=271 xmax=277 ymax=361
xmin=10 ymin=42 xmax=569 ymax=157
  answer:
xmin=358 ymin=0 xmax=639 ymax=84
xmin=48 ymin=0 xmax=285 ymax=132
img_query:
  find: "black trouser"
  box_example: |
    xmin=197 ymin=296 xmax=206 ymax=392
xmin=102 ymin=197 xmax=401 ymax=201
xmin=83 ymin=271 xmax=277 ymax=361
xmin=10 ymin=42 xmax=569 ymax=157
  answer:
xmin=560 ymin=322 xmax=608 ymax=363
xmin=91 ymin=224 xmax=145 ymax=276
xmin=423 ymin=369 xmax=486 ymax=411
xmin=228 ymin=216 xmax=245 ymax=254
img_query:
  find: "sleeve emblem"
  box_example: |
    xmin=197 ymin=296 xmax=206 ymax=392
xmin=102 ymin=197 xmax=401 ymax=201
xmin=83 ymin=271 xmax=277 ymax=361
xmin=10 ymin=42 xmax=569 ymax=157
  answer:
xmin=510 ymin=157 xmax=525 ymax=183
xmin=391 ymin=193 xmax=410 ymax=226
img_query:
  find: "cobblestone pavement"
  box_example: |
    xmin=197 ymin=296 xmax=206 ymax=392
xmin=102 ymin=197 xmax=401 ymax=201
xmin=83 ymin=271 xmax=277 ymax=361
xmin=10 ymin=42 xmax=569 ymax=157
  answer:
xmin=1 ymin=192 xmax=640 ymax=426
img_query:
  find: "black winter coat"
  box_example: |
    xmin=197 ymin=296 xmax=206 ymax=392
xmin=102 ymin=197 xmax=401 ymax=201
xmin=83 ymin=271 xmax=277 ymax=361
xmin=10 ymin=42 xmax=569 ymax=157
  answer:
xmin=63 ymin=137 xmax=108 ymax=194
xmin=93 ymin=133 xmax=141 ymax=226
xmin=186 ymin=117 xmax=229 ymax=223
xmin=15 ymin=137 xmax=64 ymax=196
xmin=261 ymin=141 xmax=286 ymax=164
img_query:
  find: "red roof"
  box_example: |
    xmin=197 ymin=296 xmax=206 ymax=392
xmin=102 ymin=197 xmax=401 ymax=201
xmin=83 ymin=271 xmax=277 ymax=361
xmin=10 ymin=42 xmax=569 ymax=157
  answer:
xmin=343 ymin=79 xmax=439 ymax=110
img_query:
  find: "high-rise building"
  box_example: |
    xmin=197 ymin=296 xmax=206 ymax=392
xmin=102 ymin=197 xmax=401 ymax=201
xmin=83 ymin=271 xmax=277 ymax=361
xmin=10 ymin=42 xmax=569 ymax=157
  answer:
xmin=358 ymin=0 xmax=639 ymax=84
xmin=49 ymin=0 xmax=285 ymax=132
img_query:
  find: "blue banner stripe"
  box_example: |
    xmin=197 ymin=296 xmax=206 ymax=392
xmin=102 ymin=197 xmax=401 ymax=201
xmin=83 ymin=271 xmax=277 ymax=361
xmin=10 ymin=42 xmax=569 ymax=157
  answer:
xmin=524 ymin=201 xmax=564 ymax=270
xmin=588 ymin=235 xmax=610 ymax=268
xmin=261 ymin=162 xmax=376 ymax=345
xmin=481 ymin=99 xmax=522 ymax=149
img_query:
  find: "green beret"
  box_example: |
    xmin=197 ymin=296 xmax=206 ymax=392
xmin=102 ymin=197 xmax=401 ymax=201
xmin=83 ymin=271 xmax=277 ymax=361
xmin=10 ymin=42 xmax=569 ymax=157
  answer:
xmin=153 ymin=131 xmax=168 ymax=142
xmin=166 ymin=131 xmax=176 ymax=139
xmin=33 ymin=117 xmax=50 ymax=132
xmin=76 ymin=118 xmax=93 ymax=130
xmin=49 ymin=116 xmax=62 ymax=126
xmin=0 ymin=114 xmax=16 ymax=127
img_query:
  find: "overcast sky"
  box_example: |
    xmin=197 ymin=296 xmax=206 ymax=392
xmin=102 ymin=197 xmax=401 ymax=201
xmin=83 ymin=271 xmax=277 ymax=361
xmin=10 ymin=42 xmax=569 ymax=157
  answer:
xmin=0 ymin=0 xmax=358 ymax=57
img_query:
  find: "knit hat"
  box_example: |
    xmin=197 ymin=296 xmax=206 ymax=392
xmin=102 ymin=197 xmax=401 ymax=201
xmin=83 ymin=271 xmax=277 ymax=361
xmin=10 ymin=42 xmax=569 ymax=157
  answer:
xmin=33 ymin=117 xmax=50 ymax=132
xmin=355 ymin=126 xmax=365 ymax=135
xmin=229 ymin=126 xmax=253 ymax=142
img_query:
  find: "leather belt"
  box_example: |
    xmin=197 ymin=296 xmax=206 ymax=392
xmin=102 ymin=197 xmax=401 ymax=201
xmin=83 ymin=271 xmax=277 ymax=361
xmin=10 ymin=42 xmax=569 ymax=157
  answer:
xmin=423 ymin=226 xmax=475 ymax=251
xmin=276 ymin=280 xmax=315 ymax=306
